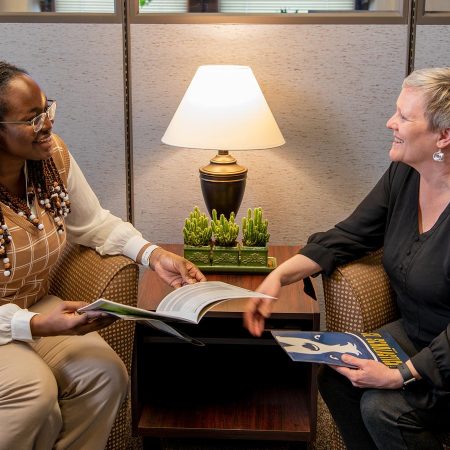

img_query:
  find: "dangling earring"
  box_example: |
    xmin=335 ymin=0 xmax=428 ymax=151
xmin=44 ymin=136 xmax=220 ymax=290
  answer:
xmin=433 ymin=149 xmax=445 ymax=162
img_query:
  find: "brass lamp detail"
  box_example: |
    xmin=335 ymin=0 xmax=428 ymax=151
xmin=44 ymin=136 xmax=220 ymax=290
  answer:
xmin=162 ymin=65 xmax=285 ymax=217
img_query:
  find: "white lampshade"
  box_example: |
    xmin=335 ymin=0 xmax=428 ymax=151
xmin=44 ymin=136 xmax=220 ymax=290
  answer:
xmin=162 ymin=65 xmax=285 ymax=150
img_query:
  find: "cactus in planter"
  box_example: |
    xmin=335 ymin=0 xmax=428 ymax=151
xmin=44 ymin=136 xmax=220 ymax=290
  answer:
xmin=183 ymin=207 xmax=212 ymax=246
xmin=242 ymin=207 xmax=270 ymax=247
xmin=183 ymin=207 xmax=212 ymax=265
xmin=211 ymin=210 xmax=240 ymax=266
xmin=240 ymin=207 xmax=270 ymax=267
xmin=211 ymin=209 xmax=239 ymax=247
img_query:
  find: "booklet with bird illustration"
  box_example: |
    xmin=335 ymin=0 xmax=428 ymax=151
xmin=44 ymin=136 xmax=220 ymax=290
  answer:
xmin=78 ymin=281 xmax=274 ymax=344
xmin=271 ymin=330 xmax=409 ymax=368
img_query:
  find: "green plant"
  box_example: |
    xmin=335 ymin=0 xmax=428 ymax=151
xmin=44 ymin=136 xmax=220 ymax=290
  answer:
xmin=183 ymin=207 xmax=212 ymax=246
xmin=211 ymin=209 xmax=239 ymax=247
xmin=139 ymin=0 xmax=152 ymax=7
xmin=242 ymin=207 xmax=270 ymax=247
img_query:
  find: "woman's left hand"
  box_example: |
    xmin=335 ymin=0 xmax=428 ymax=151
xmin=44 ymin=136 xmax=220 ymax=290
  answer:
xmin=150 ymin=248 xmax=206 ymax=288
xmin=331 ymin=354 xmax=404 ymax=389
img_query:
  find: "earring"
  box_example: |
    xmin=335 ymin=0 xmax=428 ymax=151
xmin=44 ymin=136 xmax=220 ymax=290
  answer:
xmin=433 ymin=149 xmax=445 ymax=162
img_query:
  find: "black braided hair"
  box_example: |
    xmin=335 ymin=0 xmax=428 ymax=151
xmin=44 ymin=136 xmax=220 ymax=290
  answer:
xmin=0 ymin=61 xmax=28 ymax=124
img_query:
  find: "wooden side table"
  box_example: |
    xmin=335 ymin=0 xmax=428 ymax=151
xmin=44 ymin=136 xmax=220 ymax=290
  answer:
xmin=132 ymin=245 xmax=320 ymax=448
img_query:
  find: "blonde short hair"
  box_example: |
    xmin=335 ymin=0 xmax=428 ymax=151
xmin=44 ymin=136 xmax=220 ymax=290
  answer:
xmin=403 ymin=67 xmax=450 ymax=132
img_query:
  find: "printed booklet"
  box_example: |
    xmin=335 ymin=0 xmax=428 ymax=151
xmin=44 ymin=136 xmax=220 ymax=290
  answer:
xmin=78 ymin=281 xmax=275 ymax=344
xmin=271 ymin=330 xmax=409 ymax=368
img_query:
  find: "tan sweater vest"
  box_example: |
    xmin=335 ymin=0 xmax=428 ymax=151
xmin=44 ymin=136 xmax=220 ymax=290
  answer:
xmin=0 ymin=135 xmax=70 ymax=308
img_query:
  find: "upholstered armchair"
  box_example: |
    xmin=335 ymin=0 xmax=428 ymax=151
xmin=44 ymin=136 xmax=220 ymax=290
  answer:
xmin=49 ymin=244 xmax=139 ymax=450
xmin=316 ymin=249 xmax=450 ymax=450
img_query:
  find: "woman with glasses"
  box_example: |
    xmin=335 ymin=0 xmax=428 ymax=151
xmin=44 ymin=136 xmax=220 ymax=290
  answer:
xmin=0 ymin=61 xmax=206 ymax=450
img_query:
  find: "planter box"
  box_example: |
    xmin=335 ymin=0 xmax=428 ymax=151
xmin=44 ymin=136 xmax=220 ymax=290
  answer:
xmin=240 ymin=245 xmax=269 ymax=267
xmin=212 ymin=246 xmax=240 ymax=266
xmin=183 ymin=245 xmax=211 ymax=266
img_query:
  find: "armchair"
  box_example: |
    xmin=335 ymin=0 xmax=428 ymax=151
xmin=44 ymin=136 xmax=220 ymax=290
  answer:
xmin=49 ymin=244 xmax=139 ymax=450
xmin=317 ymin=249 xmax=450 ymax=450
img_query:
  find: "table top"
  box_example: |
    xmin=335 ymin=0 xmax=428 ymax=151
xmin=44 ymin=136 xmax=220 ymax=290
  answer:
xmin=138 ymin=244 xmax=319 ymax=318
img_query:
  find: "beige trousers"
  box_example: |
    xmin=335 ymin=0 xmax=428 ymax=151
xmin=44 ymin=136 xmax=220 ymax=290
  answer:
xmin=0 ymin=295 xmax=128 ymax=450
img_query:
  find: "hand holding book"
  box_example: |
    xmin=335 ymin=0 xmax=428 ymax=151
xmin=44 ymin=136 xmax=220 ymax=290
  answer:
xmin=271 ymin=330 xmax=408 ymax=368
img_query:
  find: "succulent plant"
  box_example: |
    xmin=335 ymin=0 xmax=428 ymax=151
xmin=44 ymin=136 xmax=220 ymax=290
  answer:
xmin=211 ymin=209 xmax=239 ymax=247
xmin=183 ymin=207 xmax=212 ymax=247
xmin=241 ymin=207 xmax=270 ymax=247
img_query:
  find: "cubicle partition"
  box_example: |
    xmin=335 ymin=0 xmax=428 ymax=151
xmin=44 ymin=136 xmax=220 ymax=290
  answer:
xmin=0 ymin=0 xmax=448 ymax=245
xmin=0 ymin=18 xmax=127 ymax=219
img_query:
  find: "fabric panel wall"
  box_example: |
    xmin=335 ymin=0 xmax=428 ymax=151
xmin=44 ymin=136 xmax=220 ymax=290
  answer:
xmin=130 ymin=24 xmax=407 ymax=245
xmin=414 ymin=25 xmax=450 ymax=68
xmin=0 ymin=23 xmax=127 ymax=220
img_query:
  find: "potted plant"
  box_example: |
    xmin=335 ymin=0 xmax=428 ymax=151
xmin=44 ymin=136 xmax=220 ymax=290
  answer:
xmin=240 ymin=207 xmax=270 ymax=267
xmin=211 ymin=209 xmax=240 ymax=266
xmin=183 ymin=207 xmax=212 ymax=265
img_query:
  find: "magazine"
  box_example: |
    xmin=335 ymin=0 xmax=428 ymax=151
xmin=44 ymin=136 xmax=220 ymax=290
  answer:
xmin=78 ymin=281 xmax=275 ymax=343
xmin=271 ymin=330 xmax=409 ymax=368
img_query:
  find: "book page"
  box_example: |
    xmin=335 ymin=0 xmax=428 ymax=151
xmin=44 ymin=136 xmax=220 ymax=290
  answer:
xmin=78 ymin=281 xmax=275 ymax=325
xmin=79 ymin=299 xmax=164 ymax=320
xmin=156 ymin=281 xmax=275 ymax=323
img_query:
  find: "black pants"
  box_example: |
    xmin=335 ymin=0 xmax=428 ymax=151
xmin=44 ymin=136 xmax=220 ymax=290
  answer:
xmin=318 ymin=320 xmax=450 ymax=450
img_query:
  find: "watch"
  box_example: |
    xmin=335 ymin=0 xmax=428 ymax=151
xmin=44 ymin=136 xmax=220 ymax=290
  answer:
xmin=398 ymin=363 xmax=416 ymax=387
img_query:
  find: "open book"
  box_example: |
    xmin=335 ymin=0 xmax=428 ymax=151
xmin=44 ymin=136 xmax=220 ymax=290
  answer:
xmin=271 ymin=330 xmax=409 ymax=368
xmin=79 ymin=281 xmax=275 ymax=344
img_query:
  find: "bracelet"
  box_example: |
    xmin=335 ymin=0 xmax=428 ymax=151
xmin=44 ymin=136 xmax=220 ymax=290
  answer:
xmin=140 ymin=244 xmax=160 ymax=269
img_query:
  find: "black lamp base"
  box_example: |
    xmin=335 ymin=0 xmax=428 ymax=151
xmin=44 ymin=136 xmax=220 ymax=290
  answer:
xmin=199 ymin=151 xmax=247 ymax=218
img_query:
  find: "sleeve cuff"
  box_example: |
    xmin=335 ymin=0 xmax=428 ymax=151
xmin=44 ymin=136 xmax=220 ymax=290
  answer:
xmin=299 ymin=243 xmax=336 ymax=276
xmin=122 ymin=235 xmax=150 ymax=262
xmin=410 ymin=347 xmax=442 ymax=388
xmin=11 ymin=310 xmax=40 ymax=342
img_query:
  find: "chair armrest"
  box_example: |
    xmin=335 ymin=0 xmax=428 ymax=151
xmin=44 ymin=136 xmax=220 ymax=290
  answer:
xmin=49 ymin=244 xmax=138 ymax=304
xmin=321 ymin=249 xmax=399 ymax=332
xmin=49 ymin=244 xmax=139 ymax=372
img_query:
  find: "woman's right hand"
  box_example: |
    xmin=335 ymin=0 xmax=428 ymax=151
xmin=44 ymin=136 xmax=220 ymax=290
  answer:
xmin=244 ymin=274 xmax=281 ymax=337
xmin=243 ymin=254 xmax=322 ymax=337
xmin=30 ymin=301 xmax=117 ymax=337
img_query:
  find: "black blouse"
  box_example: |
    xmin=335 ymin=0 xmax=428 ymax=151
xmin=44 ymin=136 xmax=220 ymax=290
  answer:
xmin=299 ymin=162 xmax=450 ymax=401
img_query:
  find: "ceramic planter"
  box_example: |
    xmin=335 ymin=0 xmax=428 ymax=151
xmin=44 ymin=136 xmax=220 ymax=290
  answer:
xmin=212 ymin=245 xmax=240 ymax=266
xmin=240 ymin=245 xmax=269 ymax=267
xmin=183 ymin=245 xmax=211 ymax=266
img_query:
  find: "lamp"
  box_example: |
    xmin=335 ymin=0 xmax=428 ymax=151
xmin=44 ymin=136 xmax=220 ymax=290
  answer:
xmin=161 ymin=65 xmax=285 ymax=218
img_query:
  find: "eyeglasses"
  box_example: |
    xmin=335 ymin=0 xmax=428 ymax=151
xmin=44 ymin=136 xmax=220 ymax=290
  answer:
xmin=0 ymin=100 xmax=56 ymax=133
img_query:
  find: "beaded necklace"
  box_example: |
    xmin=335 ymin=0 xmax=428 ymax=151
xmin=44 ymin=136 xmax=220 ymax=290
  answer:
xmin=0 ymin=157 xmax=70 ymax=277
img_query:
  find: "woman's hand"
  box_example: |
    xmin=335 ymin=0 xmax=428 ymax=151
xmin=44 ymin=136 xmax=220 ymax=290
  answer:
xmin=331 ymin=354 xmax=404 ymax=389
xmin=244 ymin=253 xmax=322 ymax=337
xmin=243 ymin=273 xmax=281 ymax=337
xmin=150 ymin=248 xmax=206 ymax=288
xmin=30 ymin=301 xmax=117 ymax=337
